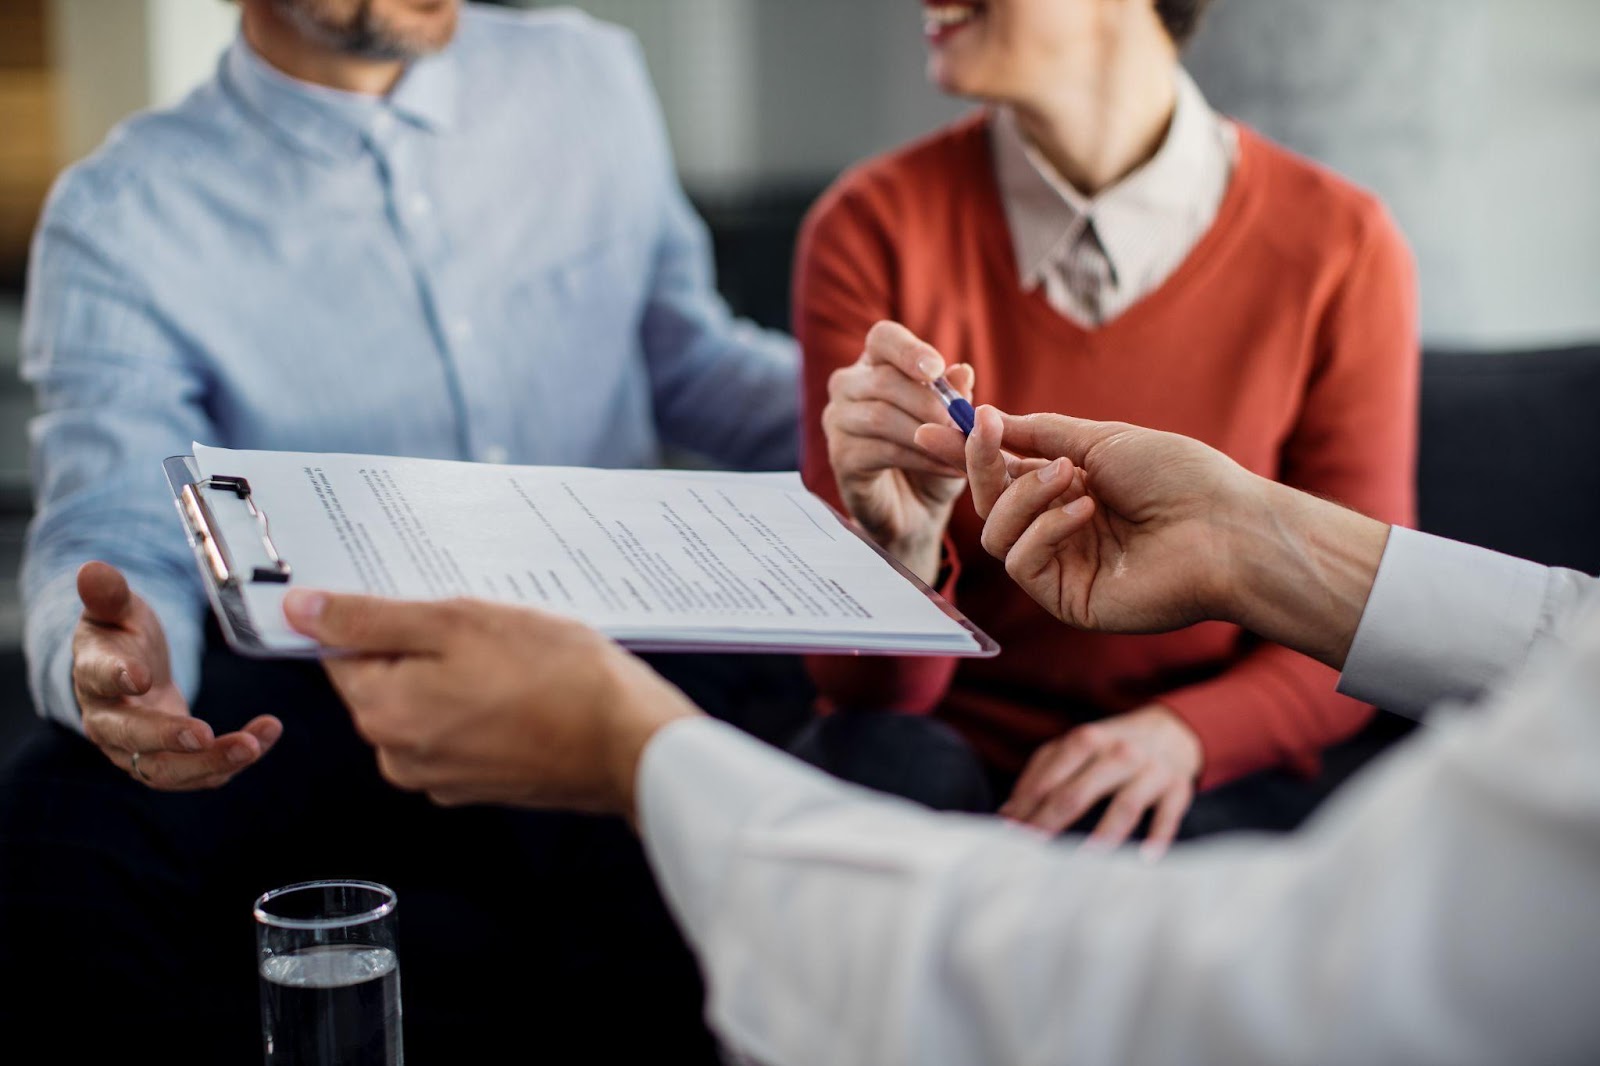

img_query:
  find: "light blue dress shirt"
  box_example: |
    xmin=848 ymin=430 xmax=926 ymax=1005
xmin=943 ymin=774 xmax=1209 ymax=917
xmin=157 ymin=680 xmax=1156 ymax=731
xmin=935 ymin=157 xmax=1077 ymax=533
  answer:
xmin=20 ymin=4 xmax=800 ymax=729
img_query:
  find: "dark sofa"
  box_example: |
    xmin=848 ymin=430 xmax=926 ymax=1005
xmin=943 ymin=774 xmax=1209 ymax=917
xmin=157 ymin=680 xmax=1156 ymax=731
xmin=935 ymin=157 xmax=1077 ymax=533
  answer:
xmin=3 ymin=187 xmax=1597 ymax=808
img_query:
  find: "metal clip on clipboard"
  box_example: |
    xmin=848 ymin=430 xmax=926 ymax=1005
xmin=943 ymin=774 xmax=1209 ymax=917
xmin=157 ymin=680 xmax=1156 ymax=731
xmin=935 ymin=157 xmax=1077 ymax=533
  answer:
xmin=177 ymin=474 xmax=292 ymax=587
xmin=165 ymin=456 xmax=305 ymax=658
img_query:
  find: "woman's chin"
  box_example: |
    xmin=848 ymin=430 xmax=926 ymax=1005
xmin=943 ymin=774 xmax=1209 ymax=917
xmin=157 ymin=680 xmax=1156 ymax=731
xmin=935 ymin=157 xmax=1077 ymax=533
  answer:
xmin=927 ymin=52 xmax=982 ymax=97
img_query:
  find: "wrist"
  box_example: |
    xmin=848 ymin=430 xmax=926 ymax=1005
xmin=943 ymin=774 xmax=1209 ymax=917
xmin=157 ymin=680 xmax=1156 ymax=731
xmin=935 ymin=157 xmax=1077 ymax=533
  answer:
xmin=1225 ymin=478 xmax=1391 ymax=671
xmin=883 ymin=529 xmax=947 ymax=587
xmin=601 ymin=654 xmax=703 ymax=824
xmin=1139 ymin=704 xmax=1204 ymax=781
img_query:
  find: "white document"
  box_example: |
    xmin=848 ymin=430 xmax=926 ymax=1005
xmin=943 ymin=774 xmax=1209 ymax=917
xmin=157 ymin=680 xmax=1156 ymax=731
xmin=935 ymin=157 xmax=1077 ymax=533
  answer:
xmin=191 ymin=445 xmax=992 ymax=657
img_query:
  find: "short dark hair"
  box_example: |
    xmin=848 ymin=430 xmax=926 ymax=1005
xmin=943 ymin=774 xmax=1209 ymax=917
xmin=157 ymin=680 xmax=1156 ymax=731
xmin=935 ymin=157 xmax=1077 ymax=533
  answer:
xmin=1154 ymin=0 xmax=1216 ymax=46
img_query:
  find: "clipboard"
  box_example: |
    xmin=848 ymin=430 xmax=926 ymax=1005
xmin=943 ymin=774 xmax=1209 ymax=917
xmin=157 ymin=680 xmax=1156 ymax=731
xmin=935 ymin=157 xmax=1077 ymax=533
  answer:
xmin=165 ymin=454 xmax=1000 ymax=661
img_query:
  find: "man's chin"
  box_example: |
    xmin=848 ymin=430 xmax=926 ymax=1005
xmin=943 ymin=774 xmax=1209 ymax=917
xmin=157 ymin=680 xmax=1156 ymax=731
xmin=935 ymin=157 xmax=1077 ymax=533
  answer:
xmin=277 ymin=1 xmax=459 ymax=62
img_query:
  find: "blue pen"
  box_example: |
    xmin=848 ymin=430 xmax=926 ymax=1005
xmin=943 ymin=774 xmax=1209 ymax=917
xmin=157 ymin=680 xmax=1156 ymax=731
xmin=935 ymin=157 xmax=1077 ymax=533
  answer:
xmin=931 ymin=376 xmax=976 ymax=436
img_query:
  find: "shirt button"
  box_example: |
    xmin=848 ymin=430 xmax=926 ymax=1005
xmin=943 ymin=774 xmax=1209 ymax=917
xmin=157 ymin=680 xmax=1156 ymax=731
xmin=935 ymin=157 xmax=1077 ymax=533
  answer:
xmin=450 ymin=318 xmax=474 ymax=341
xmin=409 ymin=194 xmax=432 ymax=217
xmin=371 ymin=111 xmax=394 ymax=137
xmin=481 ymin=445 xmax=509 ymax=465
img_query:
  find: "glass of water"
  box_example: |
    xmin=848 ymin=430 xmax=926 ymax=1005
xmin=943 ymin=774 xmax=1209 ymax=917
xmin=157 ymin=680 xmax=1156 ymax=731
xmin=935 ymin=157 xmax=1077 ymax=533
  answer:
xmin=254 ymin=880 xmax=404 ymax=1066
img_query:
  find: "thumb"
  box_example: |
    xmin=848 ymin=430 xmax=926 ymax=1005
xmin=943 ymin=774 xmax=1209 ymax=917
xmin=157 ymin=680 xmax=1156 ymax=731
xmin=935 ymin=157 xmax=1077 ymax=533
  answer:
xmin=284 ymin=589 xmax=446 ymax=656
xmin=78 ymin=562 xmax=135 ymax=626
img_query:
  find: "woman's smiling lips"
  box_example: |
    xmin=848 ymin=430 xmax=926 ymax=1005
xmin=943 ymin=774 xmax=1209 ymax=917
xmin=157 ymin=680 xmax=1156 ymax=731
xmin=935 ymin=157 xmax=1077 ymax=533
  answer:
xmin=923 ymin=2 xmax=985 ymax=45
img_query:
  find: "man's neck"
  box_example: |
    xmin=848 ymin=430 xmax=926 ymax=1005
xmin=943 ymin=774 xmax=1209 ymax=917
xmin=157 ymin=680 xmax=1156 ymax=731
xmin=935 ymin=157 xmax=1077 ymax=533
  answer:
xmin=240 ymin=4 xmax=404 ymax=96
xmin=1009 ymin=30 xmax=1179 ymax=198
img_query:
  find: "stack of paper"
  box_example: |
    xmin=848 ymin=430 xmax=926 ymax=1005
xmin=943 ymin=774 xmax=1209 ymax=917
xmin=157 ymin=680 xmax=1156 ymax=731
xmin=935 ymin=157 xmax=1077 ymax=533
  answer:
xmin=186 ymin=444 xmax=995 ymax=658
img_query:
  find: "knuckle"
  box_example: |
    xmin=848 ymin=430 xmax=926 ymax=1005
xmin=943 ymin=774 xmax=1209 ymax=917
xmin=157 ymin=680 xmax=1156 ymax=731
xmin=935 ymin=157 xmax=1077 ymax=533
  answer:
xmin=1109 ymin=794 xmax=1145 ymax=820
xmin=1069 ymin=725 xmax=1104 ymax=752
xmin=82 ymin=716 xmax=108 ymax=746
xmin=827 ymin=367 xmax=854 ymax=398
xmin=1051 ymin=787 xmax=1088 ymax=818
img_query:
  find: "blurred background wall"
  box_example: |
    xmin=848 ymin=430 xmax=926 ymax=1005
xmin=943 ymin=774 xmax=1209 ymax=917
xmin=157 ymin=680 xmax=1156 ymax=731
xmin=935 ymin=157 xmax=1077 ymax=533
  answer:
xmin=0 ymin=0 xmax=1596 ymax=664
xmin=2 ymin=0 xmax=1597 ymax=335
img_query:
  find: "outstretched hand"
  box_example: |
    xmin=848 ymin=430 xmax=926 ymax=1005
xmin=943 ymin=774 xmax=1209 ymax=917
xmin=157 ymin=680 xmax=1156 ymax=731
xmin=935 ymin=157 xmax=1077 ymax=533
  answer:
xmin=73 ymin=561 xmax=280 ymax=790
xmin=916 ymin=406 xmax=1251 ymax=635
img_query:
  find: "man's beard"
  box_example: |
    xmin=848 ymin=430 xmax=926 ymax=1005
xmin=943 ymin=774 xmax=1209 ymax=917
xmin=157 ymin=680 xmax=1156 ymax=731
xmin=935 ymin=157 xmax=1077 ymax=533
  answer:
xmin=273 ymin=0 xmax=451 ymax=62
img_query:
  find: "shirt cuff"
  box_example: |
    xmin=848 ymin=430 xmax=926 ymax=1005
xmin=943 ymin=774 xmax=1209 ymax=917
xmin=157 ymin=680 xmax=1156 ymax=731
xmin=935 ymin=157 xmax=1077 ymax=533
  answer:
xmin=1338 ymin=527 xmax=1551 ymax=717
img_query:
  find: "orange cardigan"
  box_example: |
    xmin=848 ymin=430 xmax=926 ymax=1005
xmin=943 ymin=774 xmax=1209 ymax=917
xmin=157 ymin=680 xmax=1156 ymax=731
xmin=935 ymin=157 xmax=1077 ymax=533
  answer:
xmin=796 ymin=116 xmax=1419 ymax=789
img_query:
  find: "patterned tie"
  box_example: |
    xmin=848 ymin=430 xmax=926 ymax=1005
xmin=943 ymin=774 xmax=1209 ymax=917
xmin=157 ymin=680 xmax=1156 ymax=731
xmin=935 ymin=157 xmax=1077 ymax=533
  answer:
xmin=1058 ymin=217 xmax=1117 ymax=326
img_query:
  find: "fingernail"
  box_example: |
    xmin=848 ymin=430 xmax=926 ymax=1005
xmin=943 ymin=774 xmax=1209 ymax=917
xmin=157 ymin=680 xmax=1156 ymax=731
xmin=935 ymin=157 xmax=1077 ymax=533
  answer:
xmin=1139 ymin=843 xmax=1167 ymax=864
xmin=227 ymin=745 xmax=252 ymax=766
xmin=283 ymin=589 xmax=327 ymax=626
xmin=1039 ymin=458 xmax=1063 ymax=484
xmin=117 ymin=668 xmax=137 ymax=695
xmin=178 ymin=729 xmax=201 ymax=752
xmin=1079 ymin=837 xmax=1115 ymax=856
xmin=1064 ymin=497 xmax=1094 ymax=518
xmin=916 ymin=355 xmax=944 ymax=380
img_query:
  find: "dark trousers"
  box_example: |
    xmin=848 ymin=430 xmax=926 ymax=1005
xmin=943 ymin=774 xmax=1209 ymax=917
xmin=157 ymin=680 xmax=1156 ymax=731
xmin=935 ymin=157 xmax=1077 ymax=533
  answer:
xmin=0 ymin=633 xmax=812 ymax=1065
xmin=789 ymin=709 xmax=1415 ymax=838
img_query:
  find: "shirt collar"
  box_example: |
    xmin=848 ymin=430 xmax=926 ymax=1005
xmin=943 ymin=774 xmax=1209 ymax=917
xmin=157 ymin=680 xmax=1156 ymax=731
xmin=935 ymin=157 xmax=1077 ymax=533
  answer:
xmin=223 ymin=33 xmax=459 ymax=163
xmin=992 ymin=68 xmax=1233 ymax=290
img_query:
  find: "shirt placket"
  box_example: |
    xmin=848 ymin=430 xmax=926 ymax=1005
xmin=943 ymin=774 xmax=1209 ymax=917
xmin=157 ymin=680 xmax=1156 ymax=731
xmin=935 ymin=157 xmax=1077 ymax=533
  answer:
xmin=366 ymin=112 xmax=513 ymax=465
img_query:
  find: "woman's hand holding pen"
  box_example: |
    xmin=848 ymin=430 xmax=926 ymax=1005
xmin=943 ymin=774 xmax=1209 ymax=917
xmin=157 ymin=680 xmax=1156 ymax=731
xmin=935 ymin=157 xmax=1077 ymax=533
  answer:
xmin=822 ymin=321 xmax=979 ymax=584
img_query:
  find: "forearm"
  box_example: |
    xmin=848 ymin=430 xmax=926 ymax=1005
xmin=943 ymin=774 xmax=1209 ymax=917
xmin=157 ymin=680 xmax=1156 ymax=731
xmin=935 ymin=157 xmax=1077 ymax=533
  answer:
xmin=647 ymin=315 xmax=801 ymax=471
xmin=637 ymin=124 xmax=799 ymax=469
xmin=1223 ymin=476 xmax=1390 ymax=673
xmin=638 ymin=649 xmax=1600 ymax=1066
xmin=1217 ymin=476 xmax=1599 ymax=719
xmin=21 ymin=570 xmax=85 ymax=729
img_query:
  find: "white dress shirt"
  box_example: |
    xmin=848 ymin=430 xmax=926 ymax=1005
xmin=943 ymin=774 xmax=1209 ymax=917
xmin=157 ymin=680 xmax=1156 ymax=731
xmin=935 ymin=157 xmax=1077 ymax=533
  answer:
xmin=637 ymin=532 xmax=1600 ymax=1065
xmin=991 ymin=68 xmax=1237 ymax=327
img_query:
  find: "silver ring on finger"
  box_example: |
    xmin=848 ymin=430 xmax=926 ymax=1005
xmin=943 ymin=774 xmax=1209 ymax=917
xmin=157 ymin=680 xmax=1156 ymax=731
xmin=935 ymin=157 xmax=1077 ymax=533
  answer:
xmin=130 ymin=750 xmax=153 ymax=784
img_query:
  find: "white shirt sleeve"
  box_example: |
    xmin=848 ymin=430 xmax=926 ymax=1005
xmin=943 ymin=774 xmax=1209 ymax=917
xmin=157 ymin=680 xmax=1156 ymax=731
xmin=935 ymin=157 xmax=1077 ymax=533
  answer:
xmin=1338 ymin=526 xmax=1597 ymax=717
xmin=638 ymin=614 xmax=1600 ymax=1066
